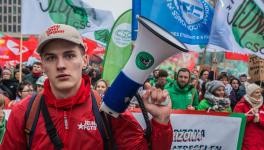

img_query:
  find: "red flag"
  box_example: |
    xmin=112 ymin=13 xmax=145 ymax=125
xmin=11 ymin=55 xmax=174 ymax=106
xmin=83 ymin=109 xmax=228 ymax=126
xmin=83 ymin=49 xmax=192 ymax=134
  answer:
xmin=83 ymin=38 xmax=105 ymax=55
xmin=225 ymin=52 xmax=249 ymax=62
xmin=0 ymin=35 xmax=38 ymax=63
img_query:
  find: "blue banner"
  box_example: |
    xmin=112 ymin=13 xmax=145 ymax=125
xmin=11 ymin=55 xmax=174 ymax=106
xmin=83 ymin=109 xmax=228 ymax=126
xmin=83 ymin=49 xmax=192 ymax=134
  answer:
xmin=132 ymin=0 xmax=141 ymax=41
xmin=139 ymin=0 xmax=214 ymax=45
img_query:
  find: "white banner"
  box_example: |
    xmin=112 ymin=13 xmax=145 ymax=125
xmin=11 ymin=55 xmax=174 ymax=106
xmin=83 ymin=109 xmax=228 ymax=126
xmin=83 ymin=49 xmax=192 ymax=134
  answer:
xmin=207 ymin=0 xmax=264 ymax=58
xmin=133 ymin=110 xmax=246 ymax=150
xmin=22 ymin=0 xmax=114 ymax=44
xmin=3 ymin=109 xmax=11 ymax=120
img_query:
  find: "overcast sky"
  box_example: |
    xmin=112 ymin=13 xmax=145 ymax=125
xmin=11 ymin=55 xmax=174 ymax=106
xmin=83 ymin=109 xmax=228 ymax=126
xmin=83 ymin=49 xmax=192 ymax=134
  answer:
xmin=86 ymin=0 xmax=132 ymax=19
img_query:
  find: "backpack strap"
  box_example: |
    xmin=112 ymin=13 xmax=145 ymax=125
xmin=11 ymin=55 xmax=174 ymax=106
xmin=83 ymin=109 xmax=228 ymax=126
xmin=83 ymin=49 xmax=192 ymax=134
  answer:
xmin=25 ymin=90 xmax=115 ymax=150
xmin=91 ymin=91 xmax=117 ymax=150
xmin=24 ymin=92 xmax=43 ymax=150
xmin=41 ymin=96 xmax=64 ymax=150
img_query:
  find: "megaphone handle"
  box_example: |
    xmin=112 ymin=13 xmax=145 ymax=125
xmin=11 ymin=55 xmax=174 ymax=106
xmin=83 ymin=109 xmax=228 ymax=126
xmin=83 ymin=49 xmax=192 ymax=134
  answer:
xmin=135 ymin=93 xmax=152 ymax=149
xmin=100 ymin=102 xmax=120 ymax=118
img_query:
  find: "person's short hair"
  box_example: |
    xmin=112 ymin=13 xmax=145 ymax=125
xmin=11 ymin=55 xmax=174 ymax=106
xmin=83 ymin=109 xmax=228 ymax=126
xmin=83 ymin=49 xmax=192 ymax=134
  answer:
xmin=158 ymin=69 xmax=168 ymax=78
xmin=230 ymin=78 xmax=241 ymax=86
xmin=177 ymin=68 xmax=191 ymax=79
xmin=14 ymin=69 xmax=20 ymax=74
xmin=33 ymin=62 xmax=42 ymax=67
xmin=17 ymin=81 xmax=32 ymax=93
xmin=217 ymin=74 xmax=229 ymax=81
xmin=199 ymin=69 xmax=209 ymax=78
xmin=95 ymin=79 xmax=109 ymax=89
xmin=22 ymin=67 xmax=31 ymax=75
xmin=239 ymin=74 xmax=247 ymax=78
xmin=153 ymin=69 xmax=159 ymax=74
xmin=15 ymin=64 xmax=20 ymax=69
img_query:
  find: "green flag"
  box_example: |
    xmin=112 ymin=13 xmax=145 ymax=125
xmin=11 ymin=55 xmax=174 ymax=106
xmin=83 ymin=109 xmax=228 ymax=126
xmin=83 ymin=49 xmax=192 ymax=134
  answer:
xmin=102 ymin=10 xmax=132 ymax=84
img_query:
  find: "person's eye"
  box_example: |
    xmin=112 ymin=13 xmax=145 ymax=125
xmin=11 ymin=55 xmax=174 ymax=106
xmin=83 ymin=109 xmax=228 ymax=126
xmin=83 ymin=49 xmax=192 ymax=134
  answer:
xmin=65 ymin=54 xmax=76 ymax=59
xmin=44 ymin=56 xmax=56 ymax=61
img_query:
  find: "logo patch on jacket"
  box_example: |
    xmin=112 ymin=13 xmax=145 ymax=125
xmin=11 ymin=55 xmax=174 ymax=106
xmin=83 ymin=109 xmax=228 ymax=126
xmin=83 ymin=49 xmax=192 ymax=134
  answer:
xmin=77 ymin=120 xmax=97 ymax=131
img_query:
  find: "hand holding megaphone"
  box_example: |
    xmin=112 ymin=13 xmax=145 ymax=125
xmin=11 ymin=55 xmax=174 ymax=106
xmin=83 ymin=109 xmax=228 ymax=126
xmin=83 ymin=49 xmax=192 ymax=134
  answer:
xmin=100 ymin=16 xmax=188 ymax=118
xmin=140 ymin=86 xmax=171 ymax=124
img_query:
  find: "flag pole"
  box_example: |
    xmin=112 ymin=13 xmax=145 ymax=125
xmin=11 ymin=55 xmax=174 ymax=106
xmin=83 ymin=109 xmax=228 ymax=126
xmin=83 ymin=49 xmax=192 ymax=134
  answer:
xmin=200 ymin=47 xmax=207 ymax=71
xmin=212 ymin=49 xmax=218 ymax=80
xmin=19 ymin=34 xmax=23 ymax=83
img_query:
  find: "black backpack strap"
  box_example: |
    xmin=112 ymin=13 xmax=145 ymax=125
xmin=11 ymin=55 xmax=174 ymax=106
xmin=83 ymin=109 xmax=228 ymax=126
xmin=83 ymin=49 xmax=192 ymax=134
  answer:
xmin=41 ymin=96 xmax=64 ymax=150
xmin=100 ymin=111 xmax=118 ymax=150
xmin=91 ymin=91 xmax=109 ymax=149
xmin=91 ymin=91 xmax=117 ymax=150
xmin=135 ymin=93 xmax=152 ymax=150
xmin=24 ymin=92 xmax=42 ymax=150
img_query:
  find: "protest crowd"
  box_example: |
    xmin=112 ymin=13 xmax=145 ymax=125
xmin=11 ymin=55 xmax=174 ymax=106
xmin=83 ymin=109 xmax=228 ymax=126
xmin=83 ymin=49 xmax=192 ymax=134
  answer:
xmin=0 ymin=0 xmax=264 ymax=149
xmin=0 ymin=43 xmax=264 ymax=149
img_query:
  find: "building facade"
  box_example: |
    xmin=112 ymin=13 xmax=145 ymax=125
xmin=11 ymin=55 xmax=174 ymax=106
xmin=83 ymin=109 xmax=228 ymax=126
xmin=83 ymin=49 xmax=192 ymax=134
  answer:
xmin=0 ymin=0 xmax=21 ymax=36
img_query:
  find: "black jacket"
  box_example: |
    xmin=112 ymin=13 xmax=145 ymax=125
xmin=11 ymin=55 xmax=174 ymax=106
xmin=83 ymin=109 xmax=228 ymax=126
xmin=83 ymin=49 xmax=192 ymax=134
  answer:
xmin=0 ymin=79 xmax=18 ymax=100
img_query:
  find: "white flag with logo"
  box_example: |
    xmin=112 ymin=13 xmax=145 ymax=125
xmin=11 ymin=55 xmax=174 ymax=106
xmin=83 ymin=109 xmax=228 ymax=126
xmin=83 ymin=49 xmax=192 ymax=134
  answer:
xmin=22 ymin=0 xmax=114 ymax=44
xmin=207 ymin=0 xmax=264 ymax=58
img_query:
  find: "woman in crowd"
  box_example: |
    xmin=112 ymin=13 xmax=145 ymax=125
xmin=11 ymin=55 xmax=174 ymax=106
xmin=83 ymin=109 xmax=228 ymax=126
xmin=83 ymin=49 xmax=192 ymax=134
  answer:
xmin=197 ymin=80 xmax=232 ymax=112
xmin=198 ymin=69 xmax=209 ymax=100
xmin=229 ymin=78 xmax=243 ymax=110
xmin=14 ymin=69 xmax=24 ymax=84
xmin=94 ymin=79 xmax=108 ymax=98
xmin=234 ymin=83 xmax=264 ymax=149
xmin=199 ymin=69 xmax=209 ymax=86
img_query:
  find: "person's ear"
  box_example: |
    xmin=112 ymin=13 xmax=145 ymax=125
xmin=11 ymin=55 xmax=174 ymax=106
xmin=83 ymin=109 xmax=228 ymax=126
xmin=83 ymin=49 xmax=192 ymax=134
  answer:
xmin=40 ymin=57 xmax=46 ymax=73
xmin=82 ymin=54 xmax=89 ymax=69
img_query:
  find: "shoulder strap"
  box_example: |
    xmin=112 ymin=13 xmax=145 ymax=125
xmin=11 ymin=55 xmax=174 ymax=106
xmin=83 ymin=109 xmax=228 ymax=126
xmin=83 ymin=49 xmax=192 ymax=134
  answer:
xmin=91 ymin=91 xmax=117 ymax=150
xmin=25 ymin=92 xmax=63 ymax=150
xmin=24 ymin=92 xmax=43 ymax=150
xmin=41 ymin=97 xmax=64 ymax=150
xmin=25 ymin=91 xmax=115 ymax=150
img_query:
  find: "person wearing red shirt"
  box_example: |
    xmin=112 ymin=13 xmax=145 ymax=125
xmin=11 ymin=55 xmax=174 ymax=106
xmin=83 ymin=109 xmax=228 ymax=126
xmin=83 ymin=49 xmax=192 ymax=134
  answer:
xmin=1 ymin=24 xmax=172 ymax=150
xmin=234 ymin=83 xmax=264 ymax=150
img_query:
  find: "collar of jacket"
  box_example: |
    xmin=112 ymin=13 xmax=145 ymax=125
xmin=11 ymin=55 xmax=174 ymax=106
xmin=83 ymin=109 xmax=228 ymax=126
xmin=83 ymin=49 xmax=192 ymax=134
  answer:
xmin=43 ymin=74 xmax=91 ymax=109
xmin=173 ymin=81 xmax=193 ymax=93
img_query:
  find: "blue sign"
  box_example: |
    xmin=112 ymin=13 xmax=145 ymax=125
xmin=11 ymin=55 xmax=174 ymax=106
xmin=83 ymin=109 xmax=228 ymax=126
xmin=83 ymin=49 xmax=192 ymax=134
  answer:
xmin=139 ymin=0 xmax=214 ymax=45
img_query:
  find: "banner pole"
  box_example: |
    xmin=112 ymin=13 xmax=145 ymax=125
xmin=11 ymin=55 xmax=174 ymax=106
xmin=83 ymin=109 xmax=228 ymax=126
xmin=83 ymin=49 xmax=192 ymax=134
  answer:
xmin=200 ymin=47 xmax=207 ymax=71
xmin=212 ymin=50 xmax=217 ymax=80
xmin=19 ymin=34 xmax=23 ymax=83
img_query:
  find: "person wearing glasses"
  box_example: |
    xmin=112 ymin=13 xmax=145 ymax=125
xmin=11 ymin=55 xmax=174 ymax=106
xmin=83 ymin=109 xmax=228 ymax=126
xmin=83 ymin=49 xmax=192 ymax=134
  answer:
xmin=7 ymin=81 xmax=33 ymax=109
xmin=16 ymin=81 xmax=33 ymax=102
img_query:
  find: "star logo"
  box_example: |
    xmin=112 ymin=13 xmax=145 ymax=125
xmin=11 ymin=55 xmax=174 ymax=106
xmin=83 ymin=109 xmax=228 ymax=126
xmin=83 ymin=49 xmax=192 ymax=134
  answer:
xmin=77 ymin=120 xmax=97 ymax=131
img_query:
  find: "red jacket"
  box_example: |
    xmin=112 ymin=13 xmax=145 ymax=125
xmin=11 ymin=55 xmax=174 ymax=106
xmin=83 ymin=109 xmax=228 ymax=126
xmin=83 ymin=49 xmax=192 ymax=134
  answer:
xmin=1 ymin=76 xmax=172 ymax=150
xmin=234 ymin=97 xmax=264 ymax=150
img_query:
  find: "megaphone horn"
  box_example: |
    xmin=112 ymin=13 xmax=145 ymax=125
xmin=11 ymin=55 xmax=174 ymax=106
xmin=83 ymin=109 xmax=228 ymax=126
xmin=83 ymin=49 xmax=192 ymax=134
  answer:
xmin=101 ymin=16 xmax=188 ymax=117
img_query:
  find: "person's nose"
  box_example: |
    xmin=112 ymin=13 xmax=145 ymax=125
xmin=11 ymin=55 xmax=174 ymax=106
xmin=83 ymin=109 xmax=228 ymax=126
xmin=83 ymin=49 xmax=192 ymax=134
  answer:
xmin=57 ymin=57 xmax=66 ymax=71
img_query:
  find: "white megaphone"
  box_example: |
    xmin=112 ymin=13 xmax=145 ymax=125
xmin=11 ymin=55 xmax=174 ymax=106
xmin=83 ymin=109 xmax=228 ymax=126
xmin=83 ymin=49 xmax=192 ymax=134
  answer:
xmin=101 ymin=16 xmax=188 ymax=117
